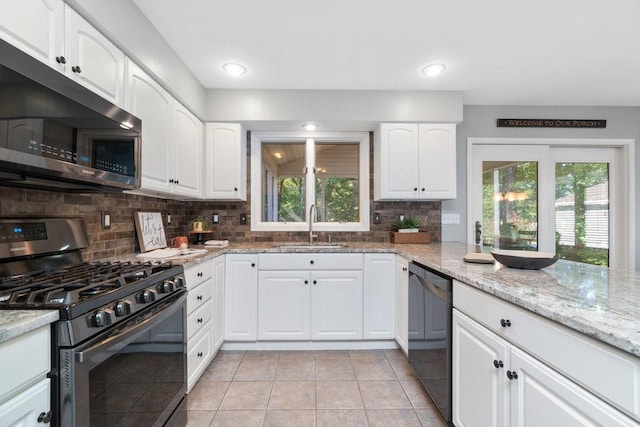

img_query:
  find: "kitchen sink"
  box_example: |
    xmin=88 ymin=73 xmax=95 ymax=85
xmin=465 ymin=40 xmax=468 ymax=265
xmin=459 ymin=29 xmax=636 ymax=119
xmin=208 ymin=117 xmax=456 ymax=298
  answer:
xmin=275 ymin=243 xmax=348 ymax=249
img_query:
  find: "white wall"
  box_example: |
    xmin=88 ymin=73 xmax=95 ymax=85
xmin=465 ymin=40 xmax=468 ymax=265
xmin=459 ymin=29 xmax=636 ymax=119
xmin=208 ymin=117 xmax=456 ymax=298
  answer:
xmin=205 ymin=89 xmax=463 ymax=130
xmin=443 ymin=105 xmax=640 ymax=271
xmin=68 ymin=0 xmax=206 ymax=117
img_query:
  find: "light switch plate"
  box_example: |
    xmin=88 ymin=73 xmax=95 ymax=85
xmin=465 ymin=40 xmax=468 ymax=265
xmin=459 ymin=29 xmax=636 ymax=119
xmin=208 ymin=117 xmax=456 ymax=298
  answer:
xmin=442 ymin=212 xmax=461 ymax=225
xmin=239 ymin=213 xmax=247 ymax=225
xmin=101 ymin=211 xmax=111 ymax=229
xmin=212 ymin=213 xmax=219 ymax=224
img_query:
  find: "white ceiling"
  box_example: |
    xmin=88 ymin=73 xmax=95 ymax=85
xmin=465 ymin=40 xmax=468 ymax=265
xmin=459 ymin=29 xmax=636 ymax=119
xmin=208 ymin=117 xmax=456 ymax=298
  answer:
xmin=133 ymin=0 xmax=640 ymax=106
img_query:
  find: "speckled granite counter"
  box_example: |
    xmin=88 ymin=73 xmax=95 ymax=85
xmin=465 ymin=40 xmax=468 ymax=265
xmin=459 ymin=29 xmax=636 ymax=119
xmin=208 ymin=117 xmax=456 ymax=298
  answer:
xmin=0 ymin=310 xmax=58 ymax=344
xmin=135 ymin=241 xmax=640 ymax=357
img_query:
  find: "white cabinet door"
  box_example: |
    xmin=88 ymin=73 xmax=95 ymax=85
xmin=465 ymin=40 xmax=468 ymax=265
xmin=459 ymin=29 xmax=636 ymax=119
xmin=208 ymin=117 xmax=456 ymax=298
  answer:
xmin=311 ymin=270 xmax=363 ymax=340
xmin=453 ymin=309 xmax=508 ymax=427
xmin=224 ymin=254 xmax=258 ymax=341
xmin=125 ymin=60 xmax=173 ymax=193
xmin=418 ymin=123 xmax=456 ymax=199
xmin=204 ymin=123 xmax=247 ymax=200
xmin=374 ymin=123 xmax=419 ymax=200
xmin=509 ymin=347 xmax=638 ymax=427
xmin=212 ymin=255 xmax=225 ymax=351
xmin=363 ymin=253 xmax=395 ymax=339
xmin=0 ymin=378 xmax=50 ymax=427
xmin=258 ymin=271 xmax=311 ymax=340
xmin=172 ymin=103 xmax=203 ymax=198
xmin=187 ymin=322 xmax=212 ymax=392
xmin=65 ymin=6 xmax=125 ymax=106
xmin=395 ymin=256 xmax=409 ymax=355
xmin=0 ymin=0 xmax=64 ymax=70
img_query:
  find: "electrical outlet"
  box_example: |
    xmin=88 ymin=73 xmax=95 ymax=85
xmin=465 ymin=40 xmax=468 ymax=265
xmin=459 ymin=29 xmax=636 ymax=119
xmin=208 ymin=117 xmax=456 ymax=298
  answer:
xmin=373 ymin=212 xmax=382 ymax=224
xmin=399 ymin=214 xmax=405 ymax=222
xmin=239 ymin=213 xmax=247 ymax=225
xmin=442 ymin=212 xmax=461 ymax=224
xmin=101 ymin=211 xmax=111 ymax=229
xmin=212 ymin=213 xmax=219 ymax=224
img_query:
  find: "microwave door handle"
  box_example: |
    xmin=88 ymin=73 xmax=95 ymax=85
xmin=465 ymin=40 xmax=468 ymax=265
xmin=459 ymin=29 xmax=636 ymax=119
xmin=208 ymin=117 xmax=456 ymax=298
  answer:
xmin=75 ymin=293 xmax=186 ymax=364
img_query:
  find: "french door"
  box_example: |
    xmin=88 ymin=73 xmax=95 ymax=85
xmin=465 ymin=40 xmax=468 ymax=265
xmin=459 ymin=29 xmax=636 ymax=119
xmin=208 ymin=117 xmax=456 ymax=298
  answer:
xmin=469 ymin=140 xmax=631 ymax=269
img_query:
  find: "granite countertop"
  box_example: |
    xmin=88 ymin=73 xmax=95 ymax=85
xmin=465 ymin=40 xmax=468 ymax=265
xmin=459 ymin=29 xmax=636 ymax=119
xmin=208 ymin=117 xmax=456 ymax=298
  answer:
xmin=0 ymin=310 xmax=58 ymax=344
xmin=120 ymin=241 xmax=640 ymax=357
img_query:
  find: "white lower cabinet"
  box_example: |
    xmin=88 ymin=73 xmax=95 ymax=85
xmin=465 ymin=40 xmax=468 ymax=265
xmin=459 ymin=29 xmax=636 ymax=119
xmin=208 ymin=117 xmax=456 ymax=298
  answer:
xmin=453 ymin=280 xmax=640 ymax=427
xmin=224 ymin=254 xmax=258 ymax=341
xmin=311 ymin=270 xmax=363 ymax=340
xmin=363 ymin=254 xmax=395 ymax=339
xmin=395 ymin=256 xmax=409 ymax=355
xmin=184 ymin=262 xmax=214 ymax=391
xmin=212 ymin=255 xmax=226 ymax=351
xmin=0 ymin=326 xmax=51 ymax=426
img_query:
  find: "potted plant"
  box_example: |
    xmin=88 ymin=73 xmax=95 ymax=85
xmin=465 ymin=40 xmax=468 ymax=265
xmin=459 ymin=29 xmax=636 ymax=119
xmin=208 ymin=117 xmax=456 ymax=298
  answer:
xmin=392 ymin=217 xmax=421 ymax=233
xmin=391 ymin=217 xmax=430 ymax=244
xmin=192 ymin=217 xmax=208 ymax=232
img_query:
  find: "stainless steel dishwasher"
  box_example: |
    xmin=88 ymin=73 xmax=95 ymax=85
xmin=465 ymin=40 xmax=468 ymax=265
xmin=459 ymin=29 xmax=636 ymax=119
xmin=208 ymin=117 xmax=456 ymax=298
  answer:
xmin=408 ymin=262 xmax=453 ymax=423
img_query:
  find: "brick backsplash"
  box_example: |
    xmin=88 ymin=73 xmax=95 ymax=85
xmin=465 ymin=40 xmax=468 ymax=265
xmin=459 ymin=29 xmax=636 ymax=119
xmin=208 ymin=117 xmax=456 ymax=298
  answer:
xmin=0 ymin=137 xmax=441 ymax=260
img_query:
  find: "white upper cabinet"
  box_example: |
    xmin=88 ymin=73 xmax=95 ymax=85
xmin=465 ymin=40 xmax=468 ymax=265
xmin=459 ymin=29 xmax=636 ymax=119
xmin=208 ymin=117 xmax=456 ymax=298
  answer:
xmin=0 ymin=0 xmax=125 ymax=106
xmin=374 ymin=123 xmax=456 ymax=200
xmin=0 ymin=0 xmax=64 ymax=69
xmin=64 ymin=7 xmax=125 ymax=106
xmin=126 ymin=60 xmax=203 ymax=198
xmin=204 ymin=123 xmax=247 ymax=200
xmin=172 ymin=103 xmax=203 ymax=198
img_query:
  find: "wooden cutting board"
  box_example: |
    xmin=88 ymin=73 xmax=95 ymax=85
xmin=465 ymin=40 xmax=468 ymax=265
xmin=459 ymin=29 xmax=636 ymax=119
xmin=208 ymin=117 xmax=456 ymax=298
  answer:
xmin=463 ymin=253 xmax=495 ymax=264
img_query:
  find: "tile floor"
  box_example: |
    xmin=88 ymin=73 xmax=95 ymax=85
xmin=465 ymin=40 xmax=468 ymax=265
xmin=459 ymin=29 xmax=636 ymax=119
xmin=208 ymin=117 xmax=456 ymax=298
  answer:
xmin=171 ymin=349 xmax=449 ymax=426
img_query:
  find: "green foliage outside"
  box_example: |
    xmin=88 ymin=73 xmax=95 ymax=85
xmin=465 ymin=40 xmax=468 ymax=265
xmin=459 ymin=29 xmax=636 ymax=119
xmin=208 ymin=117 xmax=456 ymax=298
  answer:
xmin=277 ymin=177 xmax=305 ymax=222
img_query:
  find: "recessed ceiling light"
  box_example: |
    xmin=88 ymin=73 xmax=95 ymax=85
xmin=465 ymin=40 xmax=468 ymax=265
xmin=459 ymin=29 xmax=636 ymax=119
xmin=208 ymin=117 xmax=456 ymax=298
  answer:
xmin=274 ymin=152 xmax=282 ymax=159
xmin=302 ymin=123 xmax=317 ymax=131
xmin=422 ymin=63 xmax=447 ymax=77
xmin=223 ymin=62 xmax=247 ymax=76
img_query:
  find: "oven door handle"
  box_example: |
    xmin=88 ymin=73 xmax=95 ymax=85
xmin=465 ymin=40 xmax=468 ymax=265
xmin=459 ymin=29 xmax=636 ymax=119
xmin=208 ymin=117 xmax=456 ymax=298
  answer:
xmin=75 ymin=292 xmax=186 ymax=365
xmin=411 ymin=273 xmax=449 ymax=302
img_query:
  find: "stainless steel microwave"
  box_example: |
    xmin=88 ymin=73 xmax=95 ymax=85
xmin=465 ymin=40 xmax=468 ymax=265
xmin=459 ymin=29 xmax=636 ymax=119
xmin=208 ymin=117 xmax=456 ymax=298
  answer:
xmin=0 ymin=39 xmax=141 ymax=192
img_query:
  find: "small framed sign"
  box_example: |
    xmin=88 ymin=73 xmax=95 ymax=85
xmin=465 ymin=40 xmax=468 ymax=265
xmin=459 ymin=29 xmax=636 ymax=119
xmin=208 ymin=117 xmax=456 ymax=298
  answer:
xmin=497 ymin=119 xmax=606 ymax=128
xmin=134 ymin=212 xmax=167 ymax=252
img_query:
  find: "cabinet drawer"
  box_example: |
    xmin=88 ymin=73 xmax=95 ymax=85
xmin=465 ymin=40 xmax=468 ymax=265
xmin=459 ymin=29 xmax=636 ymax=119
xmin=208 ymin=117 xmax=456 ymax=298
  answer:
xmin=0 ymin=378 xmax=50 ymax=427
xmin=259 ymin=253 xmax=363 ymax=270
xmin=0 ymin=326 xmax=50 ymax=401
xmin=187 ymin=279 xmax=212 ymax=315
xmin=187 ymin=322 xmax=212 ymax=391
xmin=187 ymin=300 xmax=213 ymax=341
xmin=454 ymin=280 xmax=640 ymax=420
xmin=184 ymin=263 xmax=212 ymax=289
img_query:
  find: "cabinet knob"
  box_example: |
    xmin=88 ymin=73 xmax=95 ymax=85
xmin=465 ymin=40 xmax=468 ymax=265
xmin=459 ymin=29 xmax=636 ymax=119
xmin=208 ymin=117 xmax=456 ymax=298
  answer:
xmin=37 ymin=411 xmax=52 ymax=423
xmin=197 ymin=318 xmax=203 ymax=323
xmin=413 ymin=187 xmax=418 ymax=191
xmin=493 ymin=359 xmax=504 ymax=368
xmin=500 ymin=319 xmax=512 ymax=327
xmin=313 ymin=280 xmax=317 ymax=285
xmin=506 ymin=370 xmax=518 ymax=380
xmin=234 ymin=187 xmax=238 ymax=191
xmin=310 ymin=260 xmax=314 ymax=265
xmin=197 ymin=352 xmax=203 ymax=357
xmin=72 ymin=65 xmax=82 ymax=73
xmin=197 ymin=295 xmax=203 ymax=300
xmin=251 ymin=263 xmax=256 ymax=267
xmin=421 ymin=187 xmax=426 ymax=191
xmin=304 ymin=280 xmax=309 ymax=284
xmin=175 ymin=179 xmax=179 ymax=184
xmin=55 ymin=56 xmax=66 ymax=64
xmin=169 ymin=178 xmax=174 ymax=183
xmin=402 ymin=267 xmax=408 ymax=271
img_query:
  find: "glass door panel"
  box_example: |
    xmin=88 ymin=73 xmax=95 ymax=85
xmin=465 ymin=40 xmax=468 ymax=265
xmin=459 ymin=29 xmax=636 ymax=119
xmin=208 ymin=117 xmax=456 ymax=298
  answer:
xmin=555 ymin=162 xmax=610 ymax=266
xmin=482 ymin=161 xmax=538 ymax=251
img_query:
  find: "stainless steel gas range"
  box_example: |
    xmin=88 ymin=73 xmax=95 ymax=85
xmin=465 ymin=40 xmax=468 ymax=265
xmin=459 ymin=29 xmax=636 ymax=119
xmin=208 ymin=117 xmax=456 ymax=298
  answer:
xmin=0 ymin=218 xmax=187 ymax=426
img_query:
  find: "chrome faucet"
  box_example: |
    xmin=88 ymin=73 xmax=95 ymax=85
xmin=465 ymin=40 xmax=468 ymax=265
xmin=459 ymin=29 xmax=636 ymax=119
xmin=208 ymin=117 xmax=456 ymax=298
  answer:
xmin=309 ymin=204 xmax=318 ymax=244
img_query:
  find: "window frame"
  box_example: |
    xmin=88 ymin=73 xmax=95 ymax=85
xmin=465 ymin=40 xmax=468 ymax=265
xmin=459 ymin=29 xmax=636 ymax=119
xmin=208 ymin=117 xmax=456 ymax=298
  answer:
xmin=251 ymin=131 xmax=370 ymax=232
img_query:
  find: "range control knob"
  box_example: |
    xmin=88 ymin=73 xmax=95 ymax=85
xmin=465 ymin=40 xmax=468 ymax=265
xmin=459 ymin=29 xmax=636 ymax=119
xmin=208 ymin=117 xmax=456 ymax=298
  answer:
xmin=138 ymin=289 xmax=157 ymax=304
xmin=158 ymin=280 xmax=174 ymax=294
xmin=113 ymin=300 xmax=132 ymax=317
xmin=174 ymin=276 xmax=186 ymax=289
xmin=91 ymin=309 xmax=113 ymax=327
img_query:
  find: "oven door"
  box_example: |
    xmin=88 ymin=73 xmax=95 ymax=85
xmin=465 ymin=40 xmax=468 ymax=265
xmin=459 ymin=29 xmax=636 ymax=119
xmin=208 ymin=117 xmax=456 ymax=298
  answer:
xmin=58 ymin=291 xmax=187 ymax=427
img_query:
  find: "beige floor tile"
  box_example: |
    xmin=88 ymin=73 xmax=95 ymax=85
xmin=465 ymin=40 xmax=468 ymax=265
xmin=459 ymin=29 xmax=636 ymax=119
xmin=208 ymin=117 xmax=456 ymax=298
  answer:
xmin=314 ymin=350 xmax=351 ymax=360
xmin=359 ymin=380 xmax=413 ymax=409
xmin=275 ymin=358 xmax=315 ymax=380
xmin=211 ymin=410 xmax=266 ymax=427
xmin=349 ymin=350 xmax=388 ymax=361
xmin=234 ymin=357 xmax=278 ymax=381
xmin=169 ymin=410 xmax=215 ymax=427
xmin=199 ymin=358 xmax=242 ymax=381
xmin=415 ymin=408 xmax=449 ymax=426
xmin=215 ymin=350 xmax=246 ymax=362
xmin=268 ymin=381 xmax=316 ymax=409
xmin=316 ymin=409 xmax=368 ymax=427
xmin=388 ymin=357 xmax=419 ymax=380
xmin=366 ymin=409 xmax=422 ymax=426
xmin=242 ymin=350 xmax=281 ymax=361
xmin=352 ymin=359 xmax=398 ymax=380
xmin=186 ymin=381 xmax=229 ymax=411
xmin=264 ymin=409 xmax=316 ymax=427
xmin=401 ymin=380 xmax=435 ymax=409
xmin=316 ymin=381 xmax=363 ymax=409
xmin=219 ymin=381 xmax=272 ymax=410
xmin=278 ymin=350 xmax=316 ymax=360
xmin=315 ymin=359 xmax=356 ymax=380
